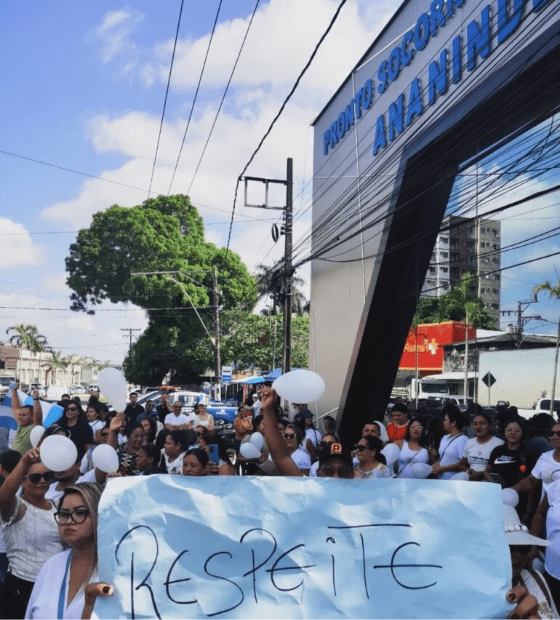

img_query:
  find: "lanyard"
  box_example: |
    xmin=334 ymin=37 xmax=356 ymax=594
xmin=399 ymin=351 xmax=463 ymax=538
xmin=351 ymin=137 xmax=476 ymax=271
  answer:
xmin=57 ymin=551 xmax=72 ymax=620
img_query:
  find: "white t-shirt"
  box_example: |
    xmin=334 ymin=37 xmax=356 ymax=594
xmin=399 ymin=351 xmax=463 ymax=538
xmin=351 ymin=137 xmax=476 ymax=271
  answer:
xmin=165 ymin=412 xmax=190 ymax=427
xmin=545 ymin=480 xmax=560 ymax=580
xmin=290 ymin=448 xmax=311 ymax=471
xmin=165 ymin=452 xmax=186 ymax=475
xmin=532 ymin=450 xmax=560 ymax=496
xmin=438 ymin=433 xmax=469 ymax=479
xmin=397 ymin=441 xmax=429 ymax=478
xmin=462 ymin=435 xmax=504 ymax=472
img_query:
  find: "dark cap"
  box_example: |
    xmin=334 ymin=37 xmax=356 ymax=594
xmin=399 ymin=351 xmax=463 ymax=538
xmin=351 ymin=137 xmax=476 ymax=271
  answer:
xmin=300 ymin=409 xmax=313 ymax=419
xmin=318 ymin=442 xmax=353 ymax=469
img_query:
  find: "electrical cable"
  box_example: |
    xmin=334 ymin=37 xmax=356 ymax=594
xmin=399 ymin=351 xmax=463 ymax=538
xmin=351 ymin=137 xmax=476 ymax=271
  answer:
xmin=147 ymin=0 xmax=186 ymax=198
xmin=168 ymin=0 xmax=224 ymax=195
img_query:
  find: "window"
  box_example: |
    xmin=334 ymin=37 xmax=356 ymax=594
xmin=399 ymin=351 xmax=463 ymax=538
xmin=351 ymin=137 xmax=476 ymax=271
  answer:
xmin=494 ymin=274 xmax=500 ymax=281
xmin=440 ymin=237 xmax=448 ymax=244
xmin=429 ymin=267 xmax=436 ymax=274
xmin=442 ymin=267 xmax=449 ymax=273
xmin=492 ymin=288 xmax=499 ymax=294
xmin=493 ymin=229 xmax=500 ymax=238
xmin=480 ymin=227 xmax=487 ymax=235
xmin=441 ymin=251 xmax=449 ymax=258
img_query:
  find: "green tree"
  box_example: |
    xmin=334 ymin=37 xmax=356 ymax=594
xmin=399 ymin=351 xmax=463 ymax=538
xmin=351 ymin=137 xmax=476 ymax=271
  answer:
xmin=413 ymin=273 xmax=497 ymax=329
xmin=6 ymin=324 xmax=50 ymax=353
xmin=255 ymin=263 xmax=308 ymax=316
xmin=172 ymin=309 xmax=310 ymax=374
xmin=67 ymin=194 xmax=257 ymax=384
xmin=534 ymin=279 xmax=560 ymax=416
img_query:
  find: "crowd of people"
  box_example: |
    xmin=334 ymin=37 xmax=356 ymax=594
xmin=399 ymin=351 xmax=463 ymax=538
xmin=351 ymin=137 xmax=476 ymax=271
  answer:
xmin=0 ymin=383 xmax=555 ymax=618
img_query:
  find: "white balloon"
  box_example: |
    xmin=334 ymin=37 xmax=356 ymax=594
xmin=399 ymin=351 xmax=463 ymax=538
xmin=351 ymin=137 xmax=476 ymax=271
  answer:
xmin=249 ymin=432 xmax=264 ymax=451
xmin=450 ymin=471 xmax=469 ymax=481
xmin=111 ymin=398 xmax=128 ymax=413
xmin=92 ymin=444 xmax=119 ymax=474
xmin=240 ymin=443 xmax=261 ymax=459
xmin=272 ymin=370 xmax=326 ymax=403
xmin=381 ymin=443 xmax=400 ymax=466
xmin=502 ymin=488 xmax=519 ymax=508
xmin=411 ymin=463 xmax=433 ymax=479
xmin=30 ymin=426 xmax=45 ymax=448
xmin=98 ymin=368 xmax=127 ymax=409
xmin=40 ymin=435 xmax=77 ymax=472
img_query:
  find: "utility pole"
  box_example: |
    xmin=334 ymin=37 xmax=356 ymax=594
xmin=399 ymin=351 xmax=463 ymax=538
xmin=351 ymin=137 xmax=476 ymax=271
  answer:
xmin=500 ymin=298 xmax=541 ymax=347
xmin=212 ymin=268 xmax=221 ymax=401
xmin=282 ymin=158 xmax=293 ymax=375
xmin=121 ymin=328 xmax=141 ymax=355
xmin=241 ymin=157 xmax=294 ymax=375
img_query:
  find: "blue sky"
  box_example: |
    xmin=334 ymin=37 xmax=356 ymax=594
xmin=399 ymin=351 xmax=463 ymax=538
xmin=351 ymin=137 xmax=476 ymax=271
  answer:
xmin=0 ymin=0 xmax=396 ymax=365
xmin=1 ymin=0 xmax=559 ymax=369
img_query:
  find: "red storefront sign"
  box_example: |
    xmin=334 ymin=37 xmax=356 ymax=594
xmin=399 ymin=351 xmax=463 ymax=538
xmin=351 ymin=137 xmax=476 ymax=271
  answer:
xmin=399 ymin=321 xmax=475 ymax=372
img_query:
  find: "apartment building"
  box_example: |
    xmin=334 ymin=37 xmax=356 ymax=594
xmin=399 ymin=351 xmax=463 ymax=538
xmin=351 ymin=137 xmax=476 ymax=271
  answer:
xmin=422 ymin=215 xmax=501 ymax=324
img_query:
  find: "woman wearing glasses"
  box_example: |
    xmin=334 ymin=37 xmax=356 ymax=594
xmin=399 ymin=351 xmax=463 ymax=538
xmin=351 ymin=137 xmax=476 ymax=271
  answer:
xmin=58 ymin=402 xmax=94 ymax=457
xmin=25 ymin=483 xmax=103 ymax=619
xmin=354 ymin=436 xmax=391 ymax=479
xmin=0 ymin=448 xmax=64 ymax=619
xmin=281 ymin=424 xmax=311 ymax=475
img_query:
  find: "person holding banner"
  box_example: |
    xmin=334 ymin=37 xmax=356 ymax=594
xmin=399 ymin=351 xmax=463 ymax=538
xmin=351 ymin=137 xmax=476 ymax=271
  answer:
xmin=25 ymin=482 xmax=103 ymax=620
xmin=0 ymin=447 xmax=63 ymax=619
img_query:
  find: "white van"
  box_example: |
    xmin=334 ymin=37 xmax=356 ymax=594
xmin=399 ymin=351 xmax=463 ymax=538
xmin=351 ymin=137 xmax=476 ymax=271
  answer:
xmin=44 ymin=385 xmax=70 ymax=402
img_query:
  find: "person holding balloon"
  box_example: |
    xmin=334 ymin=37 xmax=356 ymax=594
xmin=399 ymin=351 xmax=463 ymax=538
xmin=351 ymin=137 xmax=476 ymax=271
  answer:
xmin=0 ymin=447 xmax=64 ymax=619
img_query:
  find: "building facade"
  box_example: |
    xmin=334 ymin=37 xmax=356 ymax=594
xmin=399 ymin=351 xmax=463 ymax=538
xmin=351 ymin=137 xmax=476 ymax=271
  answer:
xmin=422 ymin=216 xmax=501 ymax=323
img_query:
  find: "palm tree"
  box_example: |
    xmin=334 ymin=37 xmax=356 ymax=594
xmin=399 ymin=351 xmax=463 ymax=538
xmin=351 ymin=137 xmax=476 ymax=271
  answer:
xmin=42 ymin=350 xmax=69 ymax=385
xmin=254 ymin=263 xmax=308 ymax=316
xmin=534 ymin=279 xmax=560 ymax=417
xmin=6 ymin=324 xmax=49 ymax=353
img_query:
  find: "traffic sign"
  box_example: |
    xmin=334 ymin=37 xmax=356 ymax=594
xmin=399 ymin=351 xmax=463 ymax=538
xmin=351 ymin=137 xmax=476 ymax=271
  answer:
xmin=221 ymin=365 xmax=232 ymax=383
xmin=482 ymin=372 xmax=496 ymax=388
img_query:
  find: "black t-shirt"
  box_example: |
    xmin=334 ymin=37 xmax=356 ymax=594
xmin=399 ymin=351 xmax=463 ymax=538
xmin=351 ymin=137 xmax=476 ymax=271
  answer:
xmin=156 ymin=404 xmax=171 ymax=425
xmin=124 ymin=403 xmax=145 ymax=423
xmin=488 ymin=445 xmax=523 ymax=487
xmin=66 ymin=421 xmax=94 ymax=457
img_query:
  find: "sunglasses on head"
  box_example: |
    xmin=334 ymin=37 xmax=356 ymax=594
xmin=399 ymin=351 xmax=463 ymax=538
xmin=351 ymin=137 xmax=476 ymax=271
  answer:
xmin=25 ymin=471 xmax=55 ymax=484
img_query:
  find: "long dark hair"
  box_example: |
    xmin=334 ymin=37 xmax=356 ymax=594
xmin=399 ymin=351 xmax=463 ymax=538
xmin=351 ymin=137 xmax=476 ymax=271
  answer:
xmin=59 ymin=401 xmax=87 ymax=427
xmin=404 ymin=417 xmax=427 ymax=447
xmin=361 ymin=435 xmax=387 ymax=465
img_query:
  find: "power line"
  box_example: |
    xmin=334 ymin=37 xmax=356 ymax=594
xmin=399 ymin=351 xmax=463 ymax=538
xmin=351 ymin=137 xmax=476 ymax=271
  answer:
xmin=168 ymin=0 xmax=224 ymax=195
xmin=186 ymin=0 xmax=261 ymax=196
xmin=225 ymin=0 xmax=350 ymax=255
xmin=147 ymin=0 xmax=186 ymax=198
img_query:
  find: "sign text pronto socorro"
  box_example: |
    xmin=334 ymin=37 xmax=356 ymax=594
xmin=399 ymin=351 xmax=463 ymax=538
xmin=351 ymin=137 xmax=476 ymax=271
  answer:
xmin=95 ymin=476 xmax=511 ymax=619
xmin=322 ymin=0 xmax=555 ymax=158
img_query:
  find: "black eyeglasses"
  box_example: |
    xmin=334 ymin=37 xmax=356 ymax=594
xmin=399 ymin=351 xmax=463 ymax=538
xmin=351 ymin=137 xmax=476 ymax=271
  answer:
xmin=283 ymin=433 xmax=296 ymax=440
xmin=54 ymin=508 xmax=90 ymax=525
xmin=354 ymin=444 xmax=369 ymax=452
xmin=66 ymin=407 xmax=78 ymax=412
xmin=25 ymin=471 xmax=55 ymax=484
xmin=549 ymin=431 xmax=560 ymax=438
xmin=319 ymin=465 xmax=353 ymax=478
xmin=320 ymin=441 xmax=335 ymax=449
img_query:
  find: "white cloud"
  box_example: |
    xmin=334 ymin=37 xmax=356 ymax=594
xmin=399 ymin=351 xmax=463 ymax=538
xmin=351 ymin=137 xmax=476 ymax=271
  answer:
xmin=0 ymin=218 xmax=43 ymax=268
xmin=93 ymin=9 xmax=144 ymax=64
